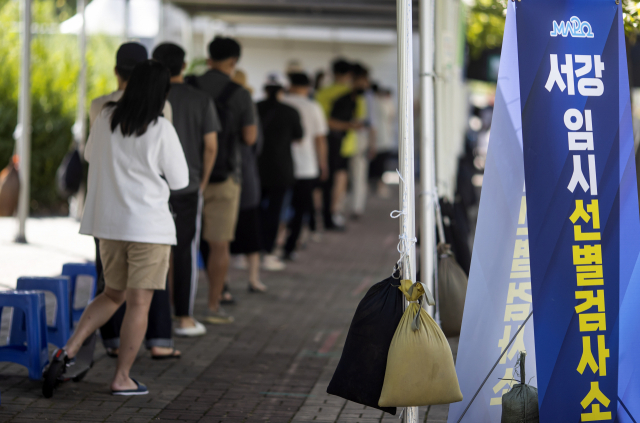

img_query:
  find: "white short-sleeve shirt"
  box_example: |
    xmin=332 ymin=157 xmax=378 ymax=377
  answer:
xmin=282 ymin=94 xmax=328 ymax=179
xmin=80 ymin=108 xmax=188 ymax=245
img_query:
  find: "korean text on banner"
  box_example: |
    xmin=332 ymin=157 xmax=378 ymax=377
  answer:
xmin=516 ymin=0 xmax=640 ymax=421
xmin=447 ymin=3 xmax=536 ymax=422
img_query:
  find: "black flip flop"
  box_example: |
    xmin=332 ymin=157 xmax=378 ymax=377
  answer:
xmin=151 ymin=348 xmax=181 ymax=360
xmin=106 ymin=348 xmax=118 ymax=358
xmin=111 ymin=379 xmax=149 ymax=396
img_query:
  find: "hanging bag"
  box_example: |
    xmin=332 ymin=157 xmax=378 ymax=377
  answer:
xmin=435 ymin=199 xmax=468 ymax=337
xmin=56 ymin=148 xmax=83 ymax=199
xmin=378 ymin=279 xmax=463 ymax=407
xmin=0 ymin=156 xmax=20 ymax=216
xmin=327 ymin=274 xmax=405 ymax=415
xmin=437 ymin=243 xmax=468 ymax=337
xmin=501 ymin=352 xmax=539 ymax=423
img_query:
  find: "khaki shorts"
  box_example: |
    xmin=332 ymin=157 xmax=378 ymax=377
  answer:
xmin=99 ymin=239 xmax=170 ymax=291
xmin=202 ymin=177 xmax=241 ymax=243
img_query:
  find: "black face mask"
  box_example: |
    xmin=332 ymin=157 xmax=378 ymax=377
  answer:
xmin=354 ymin=88 xmax=366 ymax=95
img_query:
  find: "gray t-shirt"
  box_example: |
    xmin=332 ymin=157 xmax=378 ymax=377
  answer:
xmin=196 ymin=70 xmax=255 ymax=182
xmin=167 ymin=83 xmax=221 ymax=194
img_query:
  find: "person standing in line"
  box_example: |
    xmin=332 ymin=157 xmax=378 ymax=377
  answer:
xmin=281 ymin=72 xmax=328 ymax=260
xmin=257 ymin=75 xmax=303 ymax=270
xmin=315 ymin=59 xmax=354 ymax=231
xmin=369 ymin=85 xmax=396 ymax=199
xmin=195 ymin=37 xmax=257 ymax=324
xmin=45 ymin=60 xmax=189 ymax=395
xmin=348 ymin=63 xmax=376 ymax=219
xmin=89 ymin=42 xmax=179 ymax=359
xmin=152 ymin=43 xmax=221 ymax=337
xmin=326 ymin=65 xmax=369 ymax=227
xmin=229 ymin=70 xmax=268 ymax=292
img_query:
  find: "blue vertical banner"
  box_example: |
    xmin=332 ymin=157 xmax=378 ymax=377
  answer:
xmin=517 ymin=1 xmax=640 ymax=421
xmin=448 ymin=3 xmax=537 ymax=422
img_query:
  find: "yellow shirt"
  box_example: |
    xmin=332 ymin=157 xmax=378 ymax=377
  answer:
xmin=316 ymin=83 xmax=367 ymax=158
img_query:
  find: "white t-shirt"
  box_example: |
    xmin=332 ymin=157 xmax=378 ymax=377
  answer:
xmin=80 ymin=108 xmax=188 ymax=245
xmin=89 ymin=90 xmax=173 ymax=128
xmin=282 ymin=94 xmax=328 ymax=179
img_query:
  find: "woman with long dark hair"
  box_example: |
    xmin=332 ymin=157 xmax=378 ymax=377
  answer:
xmin=44 ymin=60 xmax=188 ymax=396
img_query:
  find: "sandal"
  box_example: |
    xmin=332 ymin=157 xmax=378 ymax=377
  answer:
xmin=111 ymin=378 xmax=149 ymax=396
xmin=220 ymin=283 xmax=236 ymax=305
xmin=151 ymin=348 xmax=181 ymax=360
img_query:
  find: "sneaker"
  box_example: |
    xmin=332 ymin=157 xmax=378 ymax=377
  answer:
xmin=232 ymin=255 xmax=248 ymax=270
xmin=174 ymin=320 xmax=207 ymax=337
xmin=262 ymin=254 xmax=286 ymax=271
xmin=202 ymin=307 xmax=235 ymax=324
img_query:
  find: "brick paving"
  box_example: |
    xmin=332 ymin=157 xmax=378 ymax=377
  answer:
xmin=0 ymin=193 xmax=458 ymax=422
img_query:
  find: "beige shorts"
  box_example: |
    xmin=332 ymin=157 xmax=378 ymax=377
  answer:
xmin=202 ymin=177 xmax=241 ymax=243
xmin=99 ymin=239 xmax=170 ymax=291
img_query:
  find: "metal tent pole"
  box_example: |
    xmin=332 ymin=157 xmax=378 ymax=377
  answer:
xmin=71 ymin=0 xmax=87 ymax=220
xmin=419 ymin=0 xmax=436 ymax=317
xmin=396 ymin=0 xmax=418 ymax=421
xmin=15 ymin=0 xmax=32 ymax=244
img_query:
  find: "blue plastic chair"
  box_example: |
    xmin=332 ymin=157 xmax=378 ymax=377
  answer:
xmin=10 ymin=277 xmax=71 ymax=348
xmin=61 ymin=263 xmax=97 ymax=325
xmin=0 ymin=291 xmax=49 ymax=380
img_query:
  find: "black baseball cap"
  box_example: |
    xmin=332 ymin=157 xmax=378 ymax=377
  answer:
xmin=116 ymin=42 xmax=148 ymax=70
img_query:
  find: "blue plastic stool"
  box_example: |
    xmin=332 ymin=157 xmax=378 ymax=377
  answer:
xmin=61 ymin=262 xmax=97 ymax=325
xmin=0 ymin=291 xmax=49 ymax=380
xmin=10 ymin=277 xmax=71 ymax=348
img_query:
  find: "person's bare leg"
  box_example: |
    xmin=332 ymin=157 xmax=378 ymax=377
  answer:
xmin=207 ymin=241 xmax=229 ymax=311
xmin=333 ymin=170 xmax=349 ymax=215
xmin=247 ymin=253 xmax=267 ymax=291
xmin=64 ymin=287 xmax=125 ymax=358
xmin=167 ymin=251 xmax=175 ymax=307
xmin=111 ymin=288 xmax=154 ymax=392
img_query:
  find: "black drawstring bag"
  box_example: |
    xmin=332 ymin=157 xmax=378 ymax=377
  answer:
xmin=327 ymin=275 xmax=404 ymax=415
xmin=501 ymin=352 xmax=539 ymax=423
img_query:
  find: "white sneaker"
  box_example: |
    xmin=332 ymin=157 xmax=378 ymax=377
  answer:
xmin=174 ymin=320 xmax=207 ymax=337
xmin=262 ymin=254 xmax=286 ymax=271
xmin=232 ymin=255 xmax=248 ymax=270
xmin=332 ymin=213 xmax=346 ymax=227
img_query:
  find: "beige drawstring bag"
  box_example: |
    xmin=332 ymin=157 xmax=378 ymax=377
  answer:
xmin=378 ymin=279 xmax=463 ymax=407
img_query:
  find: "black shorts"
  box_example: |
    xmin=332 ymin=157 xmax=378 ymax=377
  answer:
xmin=328 ymin=131 xmax=350 ymax=172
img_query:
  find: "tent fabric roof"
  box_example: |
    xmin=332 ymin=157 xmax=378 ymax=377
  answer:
xmin=169 ymin=0 xmax=418 ymax=28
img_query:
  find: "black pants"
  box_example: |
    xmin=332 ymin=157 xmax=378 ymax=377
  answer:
xmin=95 ymin=239 xmax=173 ymax=350
xmin=170 ymin=191 xmax=201 ymax=317
xmin=285 ymin=179 xmax=316 ymax=255
xmin=323 ymin=132 xmax=347 ymax=227
xmin=260 ymin=186 xmax=288 ymax=254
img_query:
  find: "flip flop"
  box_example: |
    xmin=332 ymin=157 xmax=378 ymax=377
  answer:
xmin=111 ymin=379 xmax=148 ymax=396
xmin=106 ymin=348 xmax=118 ymax=358
xmin=151 ymin=348 xmax=181 ymax=360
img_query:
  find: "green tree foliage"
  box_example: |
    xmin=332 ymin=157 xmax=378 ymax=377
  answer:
xmin=467 ymin=0 xmax=640 ymax=59
xmin=0 ymin=0 xmax=118 ymax=213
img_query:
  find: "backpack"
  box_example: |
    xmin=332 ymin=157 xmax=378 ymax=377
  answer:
xmin=186 ymin=75 xmax=241 ymax=182
xmin=56 ymin=148 xmax=83 ymax=199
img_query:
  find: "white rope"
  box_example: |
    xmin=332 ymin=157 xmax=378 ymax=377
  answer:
xmin=391 ymin=170 xmax=417 ymax=275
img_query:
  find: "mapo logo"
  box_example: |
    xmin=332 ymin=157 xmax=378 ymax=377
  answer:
xmin=550 ymin=16 xmax=594 ymax=38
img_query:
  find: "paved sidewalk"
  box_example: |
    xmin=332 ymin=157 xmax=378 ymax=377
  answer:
xmin=0 ymin=194 xmax=457 ymax=423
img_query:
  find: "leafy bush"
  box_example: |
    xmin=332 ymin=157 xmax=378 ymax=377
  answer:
xmin=0 ymin=0 xmax=117 ymax=214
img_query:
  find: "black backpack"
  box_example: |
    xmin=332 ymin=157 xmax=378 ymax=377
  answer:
xmin=186 ymin=75 xmax=241 ymax=182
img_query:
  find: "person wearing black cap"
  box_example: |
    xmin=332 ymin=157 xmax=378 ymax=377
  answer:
xmin=152 ymin=42 xmax=221 ymax=336
xmin=89 ymin=42 xmax=180 ymax=360
xmin=89 ymin=42 xmax=172 ymax=127
xmin=281 ymin=72 xmax=328 ymax=260
xmin=194 ymin=36 xmax=257 ymax=324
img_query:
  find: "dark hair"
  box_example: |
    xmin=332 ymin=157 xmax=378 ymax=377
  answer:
xmin=332 ymin=58 xmax=353 ymax=75
xmin=353 ymin=63 xmax=369 ymax=78
xmin=209 ymin=36 xmax=241 ymax=61
xmin=115 ymin=65 xmax=134 ymax=82
xmin=152 ymin=43 xmax=185 ymax=77
xmin=109 ymin=60 xmax=171 ymax=137
xmin=288 ymin=72 xmax=310 ymax=87
xmin=264 ymin=85 xmax=283 ymax=100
